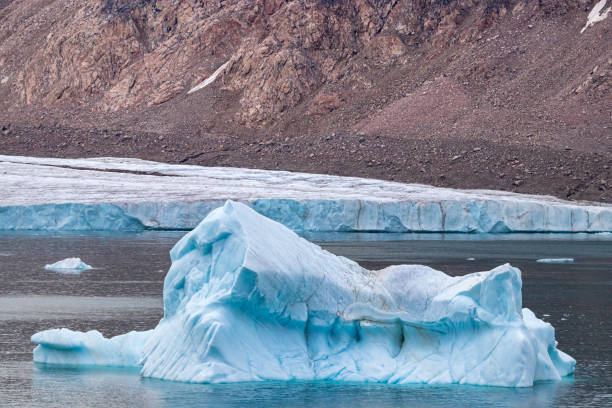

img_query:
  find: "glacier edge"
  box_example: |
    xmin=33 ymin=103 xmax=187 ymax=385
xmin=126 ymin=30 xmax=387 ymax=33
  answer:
xmin=2 ymin=198 xmax=612 ymax=232
xmin=1 ymin=155 xmax=611 ymax=232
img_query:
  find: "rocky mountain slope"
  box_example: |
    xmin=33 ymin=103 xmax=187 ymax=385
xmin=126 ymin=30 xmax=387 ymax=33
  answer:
xmin=0 ymin=0 xmax=610 ymax=202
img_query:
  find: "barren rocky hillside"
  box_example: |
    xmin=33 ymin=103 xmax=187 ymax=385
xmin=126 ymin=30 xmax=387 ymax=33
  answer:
xmin=0 ymin=0 xmax=610 ymax=202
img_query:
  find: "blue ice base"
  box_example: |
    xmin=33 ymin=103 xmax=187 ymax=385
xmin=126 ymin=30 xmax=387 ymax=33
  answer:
xmin=2 ymin=198 xmax=611 ymax=232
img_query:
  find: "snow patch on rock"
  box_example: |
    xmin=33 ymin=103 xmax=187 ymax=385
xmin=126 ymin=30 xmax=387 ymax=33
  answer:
xmin=187 ymin=62 xmax=229 ymax=95
xmin=581 ymin=0 xmax=610 ymax=33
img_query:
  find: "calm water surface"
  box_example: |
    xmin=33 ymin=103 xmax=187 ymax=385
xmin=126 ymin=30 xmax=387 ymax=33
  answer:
xmin=0 ymin=231 xmax=610 ymax=407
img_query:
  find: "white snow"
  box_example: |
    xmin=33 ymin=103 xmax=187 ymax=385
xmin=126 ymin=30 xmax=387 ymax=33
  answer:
xmin=1 ymin=155 xmax=611 ymax=232
xmin=581 ymin=0 xmax=611 ymax=33
xmin=44 ymin=258 xmax=92 ymax=273
xmin=187 ymin=61 xmax=229 ymax=94
xmin=536 ymin=258 xmax=575 ymax=264
xmin=32 ymin=201 xmax=575 ymax=386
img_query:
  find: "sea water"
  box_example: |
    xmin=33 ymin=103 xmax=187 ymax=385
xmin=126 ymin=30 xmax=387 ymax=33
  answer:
xmin=0 ymin=232 xmax=610 ymax=407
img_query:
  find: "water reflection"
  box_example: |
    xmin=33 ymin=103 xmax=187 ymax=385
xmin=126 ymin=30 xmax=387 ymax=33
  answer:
xmin=25 ymin=364 xmax=574 ymax=408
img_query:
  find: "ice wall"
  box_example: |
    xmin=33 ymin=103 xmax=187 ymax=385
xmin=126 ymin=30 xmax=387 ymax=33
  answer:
xmin=32 ymin=201 xmax=575 ymax=387
xmin=2 ymin=198 xmax=612 ymax=233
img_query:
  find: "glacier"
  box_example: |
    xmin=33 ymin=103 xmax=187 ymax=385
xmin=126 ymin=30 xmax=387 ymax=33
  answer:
xmin=1 ymin=155 xmax=612 ymax=233
xmin=32 ymin=201 xmax=575 ymax=387
xmin=44 ymin=258 xmax=92 ymax=273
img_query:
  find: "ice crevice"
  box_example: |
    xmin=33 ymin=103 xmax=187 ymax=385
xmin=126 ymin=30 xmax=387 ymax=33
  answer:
xmin=32 ymin=201 xmax=575 ymax=387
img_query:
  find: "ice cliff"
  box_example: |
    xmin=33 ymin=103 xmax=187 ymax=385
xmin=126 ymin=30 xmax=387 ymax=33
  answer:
xmin=32 ymin=201 xmax=575 ymax=387
xmin=1 ymin=155 xmax=611 ymax=233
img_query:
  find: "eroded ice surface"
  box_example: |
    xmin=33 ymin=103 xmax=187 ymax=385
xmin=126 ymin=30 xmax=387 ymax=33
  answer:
xmin=44 ymin=258 xmax=92 ymax=273
xmin=32 ymin=201 xmax=575 ymax=387
xmin=1 ymin=155 xmax=611 ymax=232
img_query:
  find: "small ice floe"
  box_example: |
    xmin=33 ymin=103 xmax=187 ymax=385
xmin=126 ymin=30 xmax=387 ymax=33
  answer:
xmin=581 ymin=0 xmax=611 ymax=33
xmin=187 ymin=61 xmax=229 ymax=95
xmin=44 ymin=258 xmax=93 ymax=273
xmin=536 ymin=258 xmax=575 ymax=264
xmin=466 ymin=257 xmax=476 ymax=261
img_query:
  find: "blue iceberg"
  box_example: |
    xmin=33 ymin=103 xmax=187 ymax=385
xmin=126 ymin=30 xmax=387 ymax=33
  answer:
xmin=32 ymin=201 xmax=575 ymax=387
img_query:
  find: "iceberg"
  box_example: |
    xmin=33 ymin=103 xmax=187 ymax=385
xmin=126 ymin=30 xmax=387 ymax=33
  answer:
xmin=1 ymin=155 xmax=611 ymax=232
xmin=32 ymin=201 xmax=574 ymax=387
xmin=44 ymin=257 xmax=93 ymax=273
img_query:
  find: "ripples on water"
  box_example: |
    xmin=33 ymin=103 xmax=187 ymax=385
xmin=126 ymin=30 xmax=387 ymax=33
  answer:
xmin=0 ymin=231 xmax=610 ymax=407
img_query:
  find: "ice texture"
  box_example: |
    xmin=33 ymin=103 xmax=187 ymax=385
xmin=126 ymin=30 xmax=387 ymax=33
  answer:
xmin=44 ymin=258 xmax=92 ymax=272
xmin=32 ymin=201 xmax=575 ymax=387
xmin=1 ymin=155 xmax=611 ymax=233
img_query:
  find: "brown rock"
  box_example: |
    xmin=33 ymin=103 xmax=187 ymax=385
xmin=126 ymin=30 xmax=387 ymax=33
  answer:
xmin=311 ymin=92 xmax=342 ymax=114
xmin=0 ymin=0 xmax=549 ymax=126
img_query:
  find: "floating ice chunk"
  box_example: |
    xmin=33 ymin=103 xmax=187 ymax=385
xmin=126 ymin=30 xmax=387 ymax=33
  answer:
xmin=536 ymin=258 xmax=575 ymax=264
xmin=44 ymin=257 xmax=92 ymax=273
xmin=32 ymin=201 xmax=575 ymax=387
xmin=32 ymin=328 xmax=151 ymax=367
xmin=581 ymin=0 xmax=610 ymax=33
